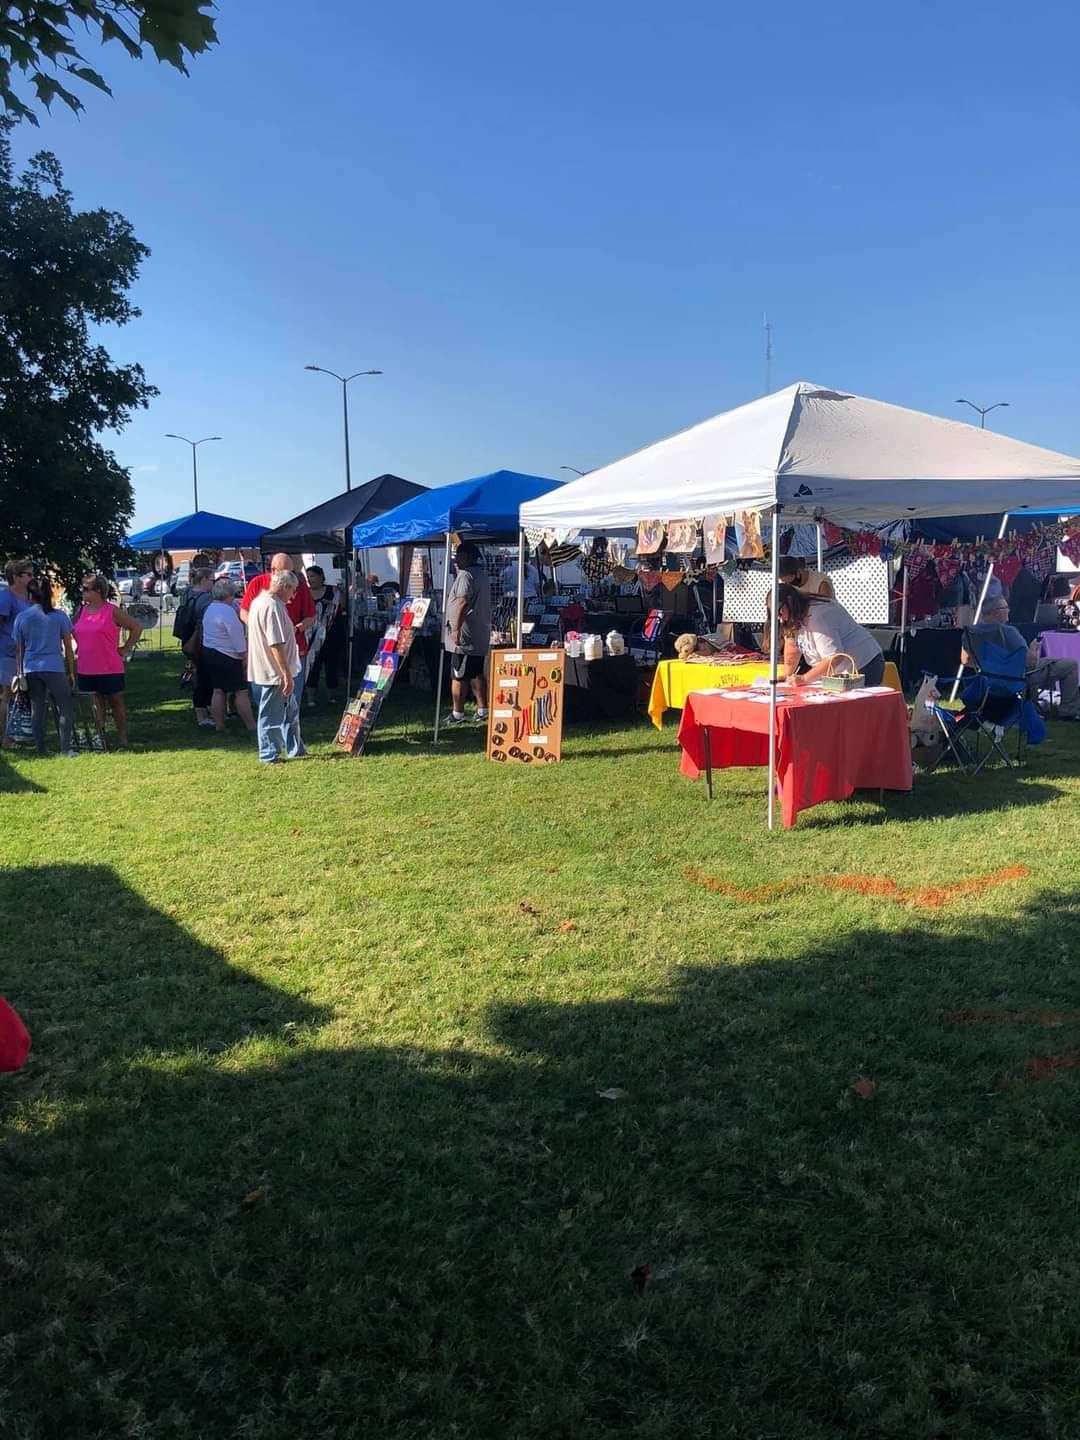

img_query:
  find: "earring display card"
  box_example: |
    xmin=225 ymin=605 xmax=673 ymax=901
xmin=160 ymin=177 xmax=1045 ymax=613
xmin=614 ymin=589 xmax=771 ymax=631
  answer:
xmin=486 ymin=647 xmax=566 ymax=765
xmin=335 ymin=597 xmax=431 ymax=756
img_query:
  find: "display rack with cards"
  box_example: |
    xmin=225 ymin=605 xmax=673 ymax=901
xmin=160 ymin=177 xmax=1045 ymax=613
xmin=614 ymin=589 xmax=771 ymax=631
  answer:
xmin=335 ymin=598 xmax=430 ymax=756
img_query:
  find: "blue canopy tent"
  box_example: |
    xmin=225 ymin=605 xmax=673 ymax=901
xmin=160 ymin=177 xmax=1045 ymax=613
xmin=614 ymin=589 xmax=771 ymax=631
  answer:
xmin=350 ymin=469 xmax=561 ymax=548
xmin=127 ymin=510 xmax=270 ymax=650
xmin=351 ymin=469 xmax=563 ymax=740
xmin=127 ymin=510 xmax=269 ymax=551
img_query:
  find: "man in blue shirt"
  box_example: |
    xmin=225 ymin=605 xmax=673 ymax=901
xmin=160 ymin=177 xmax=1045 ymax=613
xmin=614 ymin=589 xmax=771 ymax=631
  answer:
xmin=0 ymin=559 xmax=33 ymax=748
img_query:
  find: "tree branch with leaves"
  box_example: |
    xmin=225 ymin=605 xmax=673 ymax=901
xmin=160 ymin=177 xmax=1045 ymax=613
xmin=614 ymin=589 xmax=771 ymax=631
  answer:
xmin=0 ymin=1 xmax=217 ymax=124
xmin=0 ymin=122 xmax=156 ymax=591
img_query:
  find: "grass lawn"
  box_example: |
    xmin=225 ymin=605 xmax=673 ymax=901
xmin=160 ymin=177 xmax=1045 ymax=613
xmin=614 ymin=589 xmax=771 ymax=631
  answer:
xmin=3 ymin=653 xmax=1080 ymax=1438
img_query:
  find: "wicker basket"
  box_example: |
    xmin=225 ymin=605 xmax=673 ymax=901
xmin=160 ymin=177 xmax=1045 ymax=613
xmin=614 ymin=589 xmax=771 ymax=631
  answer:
xmin=820 ymin=652 xmax=865 ymax=692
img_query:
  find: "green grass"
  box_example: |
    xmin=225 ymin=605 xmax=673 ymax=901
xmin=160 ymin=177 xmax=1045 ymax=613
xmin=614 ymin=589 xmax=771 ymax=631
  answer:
xmin=3 ymin=657 xmax=1080 ymax=1438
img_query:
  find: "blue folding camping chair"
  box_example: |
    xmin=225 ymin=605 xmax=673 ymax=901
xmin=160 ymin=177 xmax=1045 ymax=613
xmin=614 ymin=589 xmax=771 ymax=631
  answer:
xmin=932 ymin=627 xmax=1036 ymax=776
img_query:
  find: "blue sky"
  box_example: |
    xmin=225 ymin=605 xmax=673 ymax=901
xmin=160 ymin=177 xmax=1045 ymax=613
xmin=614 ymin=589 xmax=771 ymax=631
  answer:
xmin=14 ymin=0 xmax=1080 ymax=530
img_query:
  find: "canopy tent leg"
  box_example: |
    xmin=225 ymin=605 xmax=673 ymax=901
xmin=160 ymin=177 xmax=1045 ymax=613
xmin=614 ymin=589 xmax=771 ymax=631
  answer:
xmin=816 ymin=521 xmax=824 ymax=573
xmin=432 ymin=533 xmax=453 ymax=742
xmin=767 ymin=505 xmax=782 ymax=831
xmin=898 ymin=562 xmax=910 ymax=682
xmin=949 ymin=513 xmax=1009 ymax=701
xmin=515 ymin=530 xmax=526 ymax=644
xmin=344 ymin=550 xmax=353 ymax=695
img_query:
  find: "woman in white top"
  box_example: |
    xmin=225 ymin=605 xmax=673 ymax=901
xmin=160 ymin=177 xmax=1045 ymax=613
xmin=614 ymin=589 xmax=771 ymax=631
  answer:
xmin=777 ymin=583 xmax=885 ymax=687
xmin=200 ymin=579 xmax=256 ymax=732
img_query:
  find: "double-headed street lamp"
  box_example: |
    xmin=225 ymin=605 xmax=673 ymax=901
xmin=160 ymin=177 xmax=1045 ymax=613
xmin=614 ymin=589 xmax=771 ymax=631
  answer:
xmin=304 ymin=365 xmax=382 ymax=492
xmin=955 ymin=398 xmax=1009 ymax=429
xmin=165 ymin=433 xmax=221 ymax=511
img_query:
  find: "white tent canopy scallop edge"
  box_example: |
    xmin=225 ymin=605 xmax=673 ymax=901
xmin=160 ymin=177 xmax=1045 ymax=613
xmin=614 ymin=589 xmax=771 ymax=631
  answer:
xmin=519 ymin=382 xmax=1080 ymax=536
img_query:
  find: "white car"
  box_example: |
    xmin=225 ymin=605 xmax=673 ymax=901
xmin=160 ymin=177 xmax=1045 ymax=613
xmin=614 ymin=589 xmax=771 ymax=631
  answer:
xmin=114 ymin=568 xmax=140 ymax=597
xmin=214 ymin=562 xmax=259 ymax=591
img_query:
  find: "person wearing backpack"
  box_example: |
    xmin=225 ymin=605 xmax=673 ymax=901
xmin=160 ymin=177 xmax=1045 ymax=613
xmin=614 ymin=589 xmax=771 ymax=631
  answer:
xmin=173 ymin=568 xmax=215 ymax=728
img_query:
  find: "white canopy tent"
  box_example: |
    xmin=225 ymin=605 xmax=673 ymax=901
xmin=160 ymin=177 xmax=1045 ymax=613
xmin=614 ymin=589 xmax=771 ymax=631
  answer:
xmin=521 ymin=382 xmax=1080 ymax=535
xmin=519 ymin=382 xmax=1080 ymax=829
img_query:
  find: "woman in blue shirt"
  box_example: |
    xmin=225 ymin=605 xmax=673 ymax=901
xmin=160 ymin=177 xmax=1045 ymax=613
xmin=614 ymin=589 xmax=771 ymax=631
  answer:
xmin=0 ymin=558 xmax=33 ymax=747
xmin=12 ymin=575 xmax=78 ymax=757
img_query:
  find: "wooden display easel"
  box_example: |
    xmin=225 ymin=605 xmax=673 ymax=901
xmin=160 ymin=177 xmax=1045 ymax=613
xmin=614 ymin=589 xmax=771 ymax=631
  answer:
xmin=486 ymin=647 xmax=565 ymax=765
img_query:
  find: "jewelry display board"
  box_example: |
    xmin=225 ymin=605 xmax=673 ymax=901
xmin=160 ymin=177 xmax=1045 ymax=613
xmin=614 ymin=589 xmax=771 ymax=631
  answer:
xmin=335 ymin=598 xmax=430 ymax=756
xmin=486 ymin=647 xmax=565 ymax=765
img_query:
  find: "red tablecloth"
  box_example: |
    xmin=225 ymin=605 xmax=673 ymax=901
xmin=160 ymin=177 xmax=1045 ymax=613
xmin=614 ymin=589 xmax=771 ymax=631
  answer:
xmin=677 ymin=688 xmax=913 ymax=828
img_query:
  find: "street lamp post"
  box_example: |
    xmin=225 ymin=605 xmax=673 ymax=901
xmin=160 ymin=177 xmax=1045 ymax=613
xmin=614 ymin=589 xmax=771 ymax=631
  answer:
xmin=304 ymin=365 xmax=382 ymax=492
xmin=955 ymin=398 xmax=1009 ymax=429
xmin=305 ymin=366 xmax=382 ymax=697
xmin=560 ymin=465 xmax=586 ymax=476
xmin=165 ymin=433 xmax=221 ymax=511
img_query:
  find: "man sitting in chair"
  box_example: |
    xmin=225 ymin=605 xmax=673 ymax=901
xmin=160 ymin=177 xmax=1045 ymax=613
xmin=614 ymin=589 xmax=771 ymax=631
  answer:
xmin=963 ymin=597 xmax=1080 ymax=721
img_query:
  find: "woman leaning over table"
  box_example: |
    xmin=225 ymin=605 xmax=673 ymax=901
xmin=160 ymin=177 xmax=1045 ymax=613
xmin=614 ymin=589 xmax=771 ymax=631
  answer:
xmin=776 ymin=582 xmax=885 ymax=688
xmin=72 ymin=574 xmax=143 ymax=747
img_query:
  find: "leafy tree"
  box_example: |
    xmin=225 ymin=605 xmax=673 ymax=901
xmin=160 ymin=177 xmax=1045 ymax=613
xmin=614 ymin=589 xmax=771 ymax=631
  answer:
xmin=0 ymin=124 xmax=156 ymax=591
xmin=0 ymin=1 xmax=217 ymax=125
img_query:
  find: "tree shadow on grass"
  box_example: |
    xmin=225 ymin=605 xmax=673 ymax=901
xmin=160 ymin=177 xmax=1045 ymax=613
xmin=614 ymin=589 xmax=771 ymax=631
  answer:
xmin=3 ymin=869 xmax=1080 ymax=1437
xmin=0 ymin=750 xmax=46 ymax=793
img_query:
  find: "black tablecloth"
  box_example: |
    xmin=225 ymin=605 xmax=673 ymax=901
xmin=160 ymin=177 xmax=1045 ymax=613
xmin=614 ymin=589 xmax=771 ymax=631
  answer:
xmin=563 ymin=654 xmax=640 ymax=723
xmin=868 ymin=624 xmax=1041 ymax=690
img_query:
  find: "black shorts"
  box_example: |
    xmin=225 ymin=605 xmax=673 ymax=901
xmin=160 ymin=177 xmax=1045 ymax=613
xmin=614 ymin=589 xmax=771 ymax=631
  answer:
xmin=450 ymin=652 xmax=485 ymax=682
xmin=201 ymin=647 xmax=248 ymax=693
xmin=78 ymin=673 xmax=124 ymax=695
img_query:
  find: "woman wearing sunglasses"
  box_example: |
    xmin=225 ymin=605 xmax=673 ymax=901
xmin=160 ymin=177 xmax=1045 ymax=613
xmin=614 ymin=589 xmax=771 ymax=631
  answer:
xmin=72 ymin=574 xmax=144 ymax=747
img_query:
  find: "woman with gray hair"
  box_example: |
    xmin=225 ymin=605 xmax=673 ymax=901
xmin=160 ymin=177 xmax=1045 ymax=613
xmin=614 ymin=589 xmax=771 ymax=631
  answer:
xmin=246 ymin=569 xmax=305 ymax=763
xmin=200 ymin=578 xmax=256 ymax=733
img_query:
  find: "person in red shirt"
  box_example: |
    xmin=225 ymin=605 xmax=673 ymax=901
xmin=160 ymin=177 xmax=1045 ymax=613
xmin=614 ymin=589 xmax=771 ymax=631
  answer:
xmin=240 ymin=553 xmax=316 ymax=701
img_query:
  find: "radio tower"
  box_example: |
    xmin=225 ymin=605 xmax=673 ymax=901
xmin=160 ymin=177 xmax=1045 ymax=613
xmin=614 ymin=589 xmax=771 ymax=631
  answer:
xmin=763 ymin=314 xmax=774 ymax=396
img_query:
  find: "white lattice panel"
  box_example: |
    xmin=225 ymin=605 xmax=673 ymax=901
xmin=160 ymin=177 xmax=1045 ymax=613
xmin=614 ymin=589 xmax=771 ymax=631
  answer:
xmin=722 ymin=556 xmax=890 ymax=625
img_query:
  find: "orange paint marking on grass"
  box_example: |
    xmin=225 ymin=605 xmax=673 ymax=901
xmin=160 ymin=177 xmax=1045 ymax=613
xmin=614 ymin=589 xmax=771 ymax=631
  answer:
xmin=1014 ymin=1050 xmax=1080 ymax=1083
xmin=683 ymin=864 xmax=1030 ymax=911
xmin=945 ymin=1009 xmax=1075 ymax=1027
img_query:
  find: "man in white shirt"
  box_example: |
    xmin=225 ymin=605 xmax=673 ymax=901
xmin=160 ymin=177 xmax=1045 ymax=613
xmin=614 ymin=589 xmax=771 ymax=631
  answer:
xmin=501 ymin=554 xmax=541 ymax=600
xmin=246 ymin=570 xmax=305 ymax=763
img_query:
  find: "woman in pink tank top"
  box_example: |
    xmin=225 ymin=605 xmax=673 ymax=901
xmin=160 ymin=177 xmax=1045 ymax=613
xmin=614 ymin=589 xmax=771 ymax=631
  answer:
xmin=73 ymin=574 xmax=144 ymax=746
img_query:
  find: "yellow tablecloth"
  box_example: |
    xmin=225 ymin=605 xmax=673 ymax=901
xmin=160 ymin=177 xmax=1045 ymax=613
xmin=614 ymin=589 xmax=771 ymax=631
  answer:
xmin=648 ymin=657 xmax=902 ymax=728
xmin=648 ymin=659 xmax=773 ymax=727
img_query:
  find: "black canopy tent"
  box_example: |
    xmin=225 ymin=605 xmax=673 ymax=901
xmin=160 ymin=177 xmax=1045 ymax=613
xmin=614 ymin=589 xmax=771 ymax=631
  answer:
xmin=260 ymin=474 xmax=428 ymax=687
xmin=260 ymin=474 xmax=426 ymax=553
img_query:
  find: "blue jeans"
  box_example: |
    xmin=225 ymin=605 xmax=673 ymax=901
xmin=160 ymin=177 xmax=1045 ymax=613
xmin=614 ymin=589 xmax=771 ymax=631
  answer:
xmin=250 ymin=681 xmax=305 ymax=763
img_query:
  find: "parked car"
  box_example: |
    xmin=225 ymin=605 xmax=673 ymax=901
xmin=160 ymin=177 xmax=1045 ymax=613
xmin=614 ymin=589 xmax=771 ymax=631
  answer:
xmin=135 ymin=571 xmax=170 ymax=596
xmin=114 ymin=568 xmax=140 ymax=597
xmin=214 ymin=561 xmax=260 ymax=593
xmin=170 ymin=561 xmax=193 ymax=596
